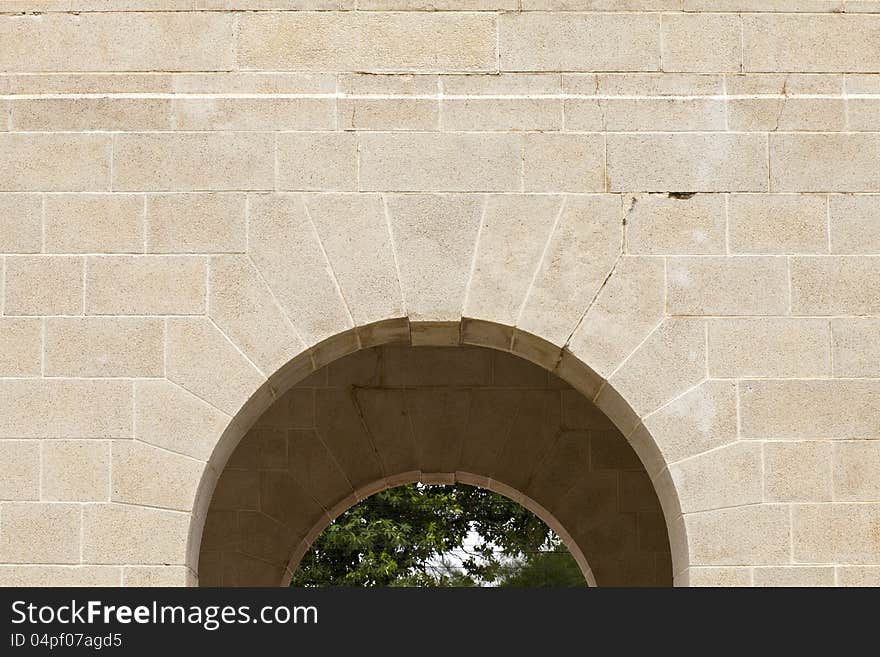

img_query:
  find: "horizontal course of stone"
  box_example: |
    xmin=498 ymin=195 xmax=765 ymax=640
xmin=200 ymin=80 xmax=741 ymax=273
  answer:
xmin=2 ymin=2 xmax=880 ymax=588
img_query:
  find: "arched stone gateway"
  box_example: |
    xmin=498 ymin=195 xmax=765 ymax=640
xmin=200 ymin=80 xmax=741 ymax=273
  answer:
xmin=199 ymin=344 xmax=675 ymax=587
xmin=2 ymin=1 xmax=880 ymax=587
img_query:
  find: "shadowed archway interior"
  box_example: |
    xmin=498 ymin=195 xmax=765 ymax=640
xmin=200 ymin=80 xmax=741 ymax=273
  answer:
xmin=198 ymin=345 xmax=672 ymax=587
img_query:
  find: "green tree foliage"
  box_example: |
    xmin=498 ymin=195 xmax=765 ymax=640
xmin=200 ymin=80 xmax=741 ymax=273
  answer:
xmin=290 ymin=483 xmax=586 ymax=587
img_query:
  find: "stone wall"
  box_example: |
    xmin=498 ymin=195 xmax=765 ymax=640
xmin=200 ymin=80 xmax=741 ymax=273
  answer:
xmin=1 ymin=1 xmax=879 ymax=586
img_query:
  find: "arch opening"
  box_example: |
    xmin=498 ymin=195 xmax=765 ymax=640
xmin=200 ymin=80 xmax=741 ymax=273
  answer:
xmin=195 ymin=336 xmax=675 ymax=587
xmin=288 ymin=479 xmax=591 ymax=588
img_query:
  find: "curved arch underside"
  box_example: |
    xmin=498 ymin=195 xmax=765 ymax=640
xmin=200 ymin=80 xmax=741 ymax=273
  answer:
xmin=199 ymin=345 xmax=672 ymax=587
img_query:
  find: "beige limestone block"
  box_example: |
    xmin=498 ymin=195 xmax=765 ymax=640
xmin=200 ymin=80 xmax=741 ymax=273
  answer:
xmin=833 ymin=441 xmax=880 ymax=502
xmin=793 ymin=504 xmax=880 ymax=563
xmin=407 ymin=388 xmax=472 ymax=475
xmin=0 ymin=12 xmax=234 ymax=71
xmin=325 ymin=347 xmax=380 ymax=386
xmin=558 ymin=98 xmax=604 ymax=131
xmin=442 ymin=72 xmax=561 ymax=95
xmin=753 ymin=567 xmax=834 ymax=587
xmin=642 ymin=380 xmax=738 ymax=467
xmin=771 ymin=134 xmax=880 ymax=192
xmin=517 ymin=195 xmax=622 ymax=345
xmin=237 ymin=510 xmax=297 ymax=565
xmin=685 ymin=504 xmax=791 ymax=566
xmin=41 ymin=440 xmax=110 ymax=502
xmin=198 ymin=0 xmax=352 ymax=8
xmin=0 ymin=503 xmax=81 ymax=564
xmin=687 ymin=0 xmax=841 ymax=10
xmin=0 ymin=194 xmax=41 ymax=253
xmin=790 ymin=256 xmax=880 ymax=315
xmin=113 ymin=133 xmax=275 ymax=192
xmin=561 ymin=389 xmax=614 ymax=430
xmin=123 ymin=566 xmax=194 ymax=587
xmin=619 ymin=469 xmax=660 ymax=514
xmin=82 ymin=503 xmax=190 ymax=565
xmin=463 ymin=194 xmax=562 ymax=327
xmin=276 ymin=133 xmax=358 ymax=191
xmin=499 ymin=12 xmax=660 ymax=72
xmin=593 ymin=71 xmax=723 ymax=95
xmin=359 ymin=133 xmax=521 ymax=192
xmin=457 ymin=389 xmax=523 ymax=476
xmin=45 ymin=317 xmax=164 ymax=378
xmin=339 ymin=73 xmax=437 ymax=95
xmin=226 ymin=425 xmax=287 ymax=471
xmin=846 ymin=98 xmax=880 ymax=131
xmin=208 ymin=255 xmax=305 ymax=376
xmin=625 ymin=194 xmax=726 ymax=255
xmin=829 ymin=195 xmax=880 ymax=254
xmin=10 ymin=98 xmax=172 ymax=132
xmin=708 ymin=318 xmax=831 ymax=378
xmin=0 ymin=318 xmax=41 ymax=377
xmin=210 ymin=470 xmax=259 ymax=512
xmin=729 ymin=194 xmax=828 ymax=255
xmin=666 ymin=256 xmax=789 ymax=316
xmin=339 ymin=98 xmax=438 ymax=132
xmin=0 ymin=379 xmax=131 ymax=438
xmin=0 ymin=72 xmax=173 ymax=94
xmin=146 ymin=193 xmax=246 ymax=254
xmin=111 ymin=441 xmax=202 ymax=511
xmin=606 ymin=318 xmax=706 ymax=418
xmin=287 ymin=428 xmax=354 ymax=512
xmin=763 ymin=441 xmax=832 ymax=503
xmin=727 ymin=98 xmax=846 ymax=132
xmin=86 ymin=256 xmax=206 ymax=315
xmin=727 ymin=72 xmax=844 ymax=94
xmin=135 ymin=380 xmax=229 ymax=461
xmin=248 ymin=194 xmax=354 ymax=345
xmin=385 ymin=346 xmax=492 ymax=387
xmin=683 ymin=567 xmax=751 ymax=587
xmin=740 ymin=380 xmax=880 ymax=439
xmin=442 ymin=98 xmax=562 ymax=132
xmin=744 ymin=14 xmax=880 ymax=73
xmin=522 ymin=134 xmax=605 ymax=193
xmin=351 ymin=388 xmax=419 ymax=477
xmin=315 ymin=389 xmax=384 ymax=490
xmin=670 ymin=442 xmax=762 ymax=513
xmin=361 ymin=0 xmax=514 ymax=7
xmin=0 ymin=134 xmax=110 ymax=192
xmin=165 ymin=317 xmax=266 ymax=416
xmin=492 ymin=390 xmax=560 ymax=491
xmin=304 ymin=194 xmax=405 ymax=325
xmin=593 ymin=99 xmax=727 ymax=132
xmin=0 ymin=566 xmax=120 ymax=587
xmin=568 ymin=256 xmax=665 ymax=379
xmin=832 ymin=318 xmax=880 ymax=377
xmin=525 ymin=430 xmax=591 ymax=511
xmin=607 ymin=134 xmax=768 ymax=193
xmin=527 ymin=0 xmax=677 ymax=8
xmin=385 ymin=193 xmax=483 ymax=322
xmin=258 ymin=470 xmax=326 ymax=539
xmin=0 ymin=441 xmax=39 ymax=501
xmin=661 ymin=13 xmax=742 ymax=72
xmin=837 ymin=567 xmax=880 ymax=586
xmin=237 ymin=12 xmax=496 ymax=72
xmin=4 ymin=256 xmax=83 ymax=316
xmin=45 ymin=194 xmax=144 ymax=255
xmin=259 ymin=388 xmax=315 ymax=430
xmin=171 ymin=98 xmax=335 ymax=132
xmin=494 ymin=351 xmax=550 ymax=388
